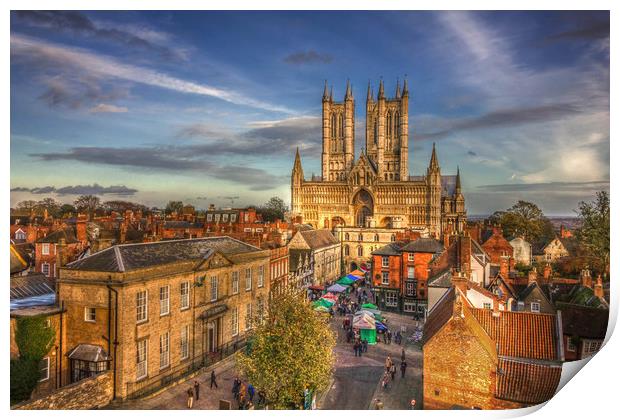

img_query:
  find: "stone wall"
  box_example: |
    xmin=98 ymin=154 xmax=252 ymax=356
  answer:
xmin=13 ymin=371 xmax=113 ymax=410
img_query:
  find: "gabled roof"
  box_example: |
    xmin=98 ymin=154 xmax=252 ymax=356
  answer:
xmin=557 ymin=302 xmax=608 ymax=339
xmin=563 ymin=285 xmax=608 ymax=309
xmin=299 ymin=229 xmax=339 ymax=250
xmin=66 ymin=236 xmax=260 ymax=273
xmin=423 ymin=287 xmax=456 ymax=344
xmin=36 ymin=227 xmax=78 ymax=244
xmin=10 ymin=243 xmax=29 ymax=274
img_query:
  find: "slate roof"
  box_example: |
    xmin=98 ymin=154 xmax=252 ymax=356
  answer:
xmin=427 ymin=269 xmax=452 ymax=288
xmin=371 ymin=243 xmax=403 ymax=256
xmin=10 ymin=273 xmax=55 ymax=299
xmin=66 ymin=236 xmax=260 ymax=272
xmin=557 ymin=302 xmax=609 ymax=339
xmin=163 ymin=221 xmax=203 ymax=229
xmin=558 ymin=237 xmax=579 ymax=255
xmin=299 ymin=229 xmax=339 ymax=250
xmin=441 ymin=175 xmax=457 ymax=196
xmin=36 ymin=227 xmax=78 ymax=244
xmin=423 ymin=287 xmax=456 ymax=344
xmin=471 ymin=309 xmax=559 ymax=360
xmin=68 ymin=344 xmax=111 ymax=362
xmin=563 ymin=285 xmax=608 ymax=309
xmin=401 ymin=238 xmax=444 ymax=254
xmin=10 ymin=244 xmax=29 ymax=274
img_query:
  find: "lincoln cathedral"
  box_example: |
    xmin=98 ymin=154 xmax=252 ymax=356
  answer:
xmin=291 ymin=79 xmax=467 ymax=238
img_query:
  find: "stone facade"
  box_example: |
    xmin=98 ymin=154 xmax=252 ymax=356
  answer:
xmin=13 ymin=371 xmax=113 ymax=410
xmin=291 ymin=80 xmax=466 ymax=238
xmin=510 ymin=237 xmax=532 ymax=266
xmin=56 ymin=237 xmax=270 ymax=400
xmin=288 ymin=229 xmax=341 ymax=286
xmin=335 ymin=226 xmax=404 ymax=270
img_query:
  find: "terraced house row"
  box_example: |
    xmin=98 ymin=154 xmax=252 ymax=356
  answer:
xmin=48 ymin=237 xmax=270 ymax=401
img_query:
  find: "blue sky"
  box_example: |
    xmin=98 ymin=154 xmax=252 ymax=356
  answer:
xmin=10 ymin=11 xmax=609 ymax=215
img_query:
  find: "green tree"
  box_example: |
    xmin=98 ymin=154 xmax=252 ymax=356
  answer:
xmin=575 ymin=191 xmax=610 ymax=275
xmin=11 ymin=316 xmax=56 ymax=405
xmin=59 ymin=203 xmax=77 ymax=218
xmin=16 ymin=200 xmax=39 ymax=214
xmin=36 ymin=198 xmax=62 ymax=218
xmin=74 ymin=195 xmax=101 ymax=220
xmin=258 ymin=196 xmax=288 ymax=222
xmin=236 ymin=290 xmax=335 ymax=409
xmin=165 ymin=200 xmax=184 ymax=215
xmin=490 ymin=200 xmax=554 ymax=245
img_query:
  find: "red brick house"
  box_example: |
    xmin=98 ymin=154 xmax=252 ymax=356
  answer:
xmin=480 ymin=227 xmax=514 ymax=268
xmin=423 ymin=286 xmax=563 ymax=409
xmin=35 ymin=228 xmax=85 ymax=278
xmin=371 ymin=238 xmax=444 ymax=315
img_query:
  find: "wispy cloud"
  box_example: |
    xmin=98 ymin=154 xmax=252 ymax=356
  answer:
xmin=476 ymin=180 xmax=609 ymax=193
xmin=30 ymin=146 xmax=288 ymax=191
xmin=13 ymin=11 xmax=186 ymax=61
xmin=415 ymin=103 xmax=582 ymax=141
xmin=284 ymin=50 xmax=333 ymax=65
xmin=544 ymin=20 xmax=610 ymax=42
xmin=11 ymin=183 xmax=138 ymax=196
xmin=89 ymin=103 xmax=128 ymax=113
xmin=11 ymin=33 xmax=294 ymax=114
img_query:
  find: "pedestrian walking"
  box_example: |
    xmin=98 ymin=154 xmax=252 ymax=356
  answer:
xmin=401 ymin=360 xmax=408 ymax=378
xmin=362 ymin=339 xmax=368 ymax=352
xmin=387 ymin=330 xmax=392 ymax=344
xmin=410 ymin=399 xmax=416 ymax=410
xmin=187 ymin=387 xmax=194 ymax=409
xmin=258 ymin=390 xmax=266 ymax=406
xmin=210 ymin=370 xmax=218 ymax=389
xmin=194 ymin=380 xmax=200 ymax=400
xmin=390 ymin=363 xmax=396 ymax=380
xmin=401 ymin=348 xmax=406 ymax=362
xmin=385 ymin=356 xmax=393 ymax=370
xmin=381 ymin=372 xmax=389 ymax=389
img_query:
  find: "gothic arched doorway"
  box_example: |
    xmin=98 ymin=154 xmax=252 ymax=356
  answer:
xmin=353 ymin=189 xmax=374 ymax=227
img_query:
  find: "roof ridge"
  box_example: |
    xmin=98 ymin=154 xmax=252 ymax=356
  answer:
xmin=114 ymin=246 xmax=126 ymax=272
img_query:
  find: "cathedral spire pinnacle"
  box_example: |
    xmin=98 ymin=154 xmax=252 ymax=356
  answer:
xmin=395 ymin=78 xmax=401 ymax=99
xmin=378 ymin=78 xmax=385 ymax=99
xmin=345 ymin=79 xmax=353 ymax=100
xmin=402 ymin=76 xmax=409 ymax=97
xmin=367 ymin=80 xmax=372 ymax=102
xmin=323 ymin=80 xmax=329 ymax=101
xmin=429 ymin=142 xmax=439 ymax=170
xmin=329 ymin=85 xmax=333 ymax=102
xmin=455 ymin=166 xmax=461 ymax=194
xmin=293 ymin=147 xmax=304 ymax=180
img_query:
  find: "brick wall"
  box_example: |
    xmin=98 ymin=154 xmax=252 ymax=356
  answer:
xmin=13 ymin=371 xmax=113 ymax=410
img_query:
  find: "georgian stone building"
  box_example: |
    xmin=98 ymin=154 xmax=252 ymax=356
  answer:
xmin=56 ymin=237 xmax=270 ymax=400
xmin=291 ymin=79 xmax=467 ymax=238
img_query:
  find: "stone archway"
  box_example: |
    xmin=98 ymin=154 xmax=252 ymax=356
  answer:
xmin=352 ymin=189 xmax=374 ymax=227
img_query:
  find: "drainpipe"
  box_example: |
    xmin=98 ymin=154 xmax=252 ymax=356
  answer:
xmin=59 ymin=300 xmax=64 ymax=387
xmin=106 ymin=284 xmax=119 ymax=400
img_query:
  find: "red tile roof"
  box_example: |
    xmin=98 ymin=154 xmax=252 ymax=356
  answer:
xmin=496 ymin=358 xmax=562 ymax=404
xmin=471 ymin=309 xmax=559 ymax=360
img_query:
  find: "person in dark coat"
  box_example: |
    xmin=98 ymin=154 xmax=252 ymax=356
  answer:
xmin=210 ymin=370 xmax=218 ymax=389
xmin=401 ymin=348 xmax=406 ymax=362
xmin=194 ymin=380 xmax=200 ymax=400
xmin=232 ymin=377 xmax=241 ymax=401
xmin=400 ymin=360 xmax=408 ymax=378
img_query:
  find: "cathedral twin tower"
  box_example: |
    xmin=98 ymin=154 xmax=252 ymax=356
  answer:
xmin=321 ymin=78 xmax=409 ymax=183
xmin=292 ymin=78 xmax=466 ymax=237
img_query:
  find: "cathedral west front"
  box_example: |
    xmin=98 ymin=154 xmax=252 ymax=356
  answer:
xmin=291 ymin=79 xmax=467 ymax=238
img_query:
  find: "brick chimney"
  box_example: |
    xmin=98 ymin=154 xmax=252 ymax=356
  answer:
xmin=594 ymin=274 xmax=604 ymax=299
xmin=560 ymin=225 xmax=572 ymax=239
xmin=499 ymin=255 xmax=510 ymax=278
xmin=543 ymin=263 xmax=552 ymax=281
xmin=451 ymin=271 xmax=468 ymax=294
xmin=55 ymin=237 xmax=66 ymax=279
xmin=580 ymin=268 xmax=592 ymax=288
xmin=76 ymin=216 xmax=87 ymax=244
xmin=458 ymin=235 xmax=472 ymax=274
xmin=528 ymin=267 xmax=538 ymax=284
xmin=120 ymin=221 xmax=128 ymax=244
